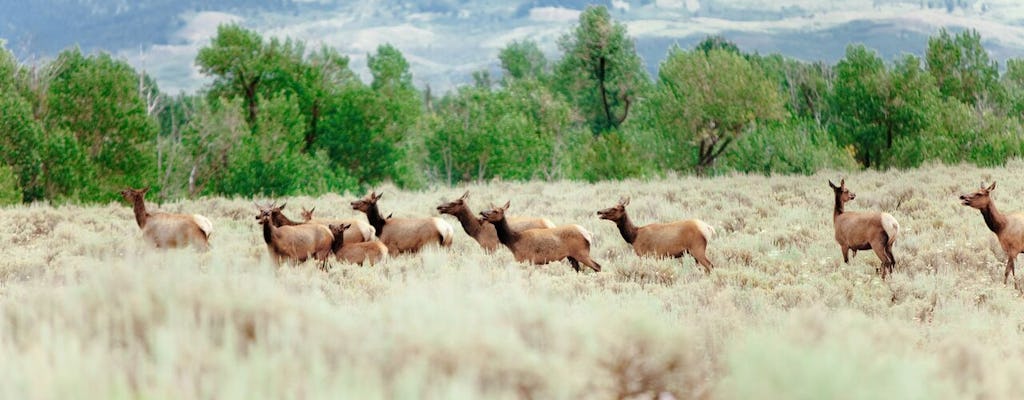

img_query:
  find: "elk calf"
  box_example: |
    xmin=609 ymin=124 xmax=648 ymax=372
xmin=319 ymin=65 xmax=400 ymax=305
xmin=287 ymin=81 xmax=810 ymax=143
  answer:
xmin=480 ymin=201 xmax=601 ymax=272
xmin=597 ymin=197 xmax=715 ymax=272
xmin=351 ymin=191 xmax=454 ymax=254
xmin=437 ymin=191 xmax=555 ymax=252
xmin=829 ymin=179 xmax=899 ymax=278
xmin=960 ymin=182 xmax=1024 ymax=285
xmin=120 ymin=187 xmax=213 ymax=251
xmin=300 ymin=206 xmax=376 ymax=245
xmin=328 ymin=224 xmax=388 ymax=265
xmin=255 ymin=203 xmax=333 ymax=267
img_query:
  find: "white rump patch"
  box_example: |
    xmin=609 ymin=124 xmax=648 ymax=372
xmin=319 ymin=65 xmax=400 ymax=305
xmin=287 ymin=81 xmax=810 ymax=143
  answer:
xmin=540 ymin=218 xmax=556 ymax=229
xmin=433 ymin=218 xmax=455 ymax=245
xmin=694 ymin=220 xmax=715 ymax=240
xmin=357 ymin=221 xmax=375 ymax=241
xmin=880 ymin=213 xmax=899 ymax=245
xmin=193 ymin=214 xmax=214 ymax=237
xmin=572 ymin=224 xmax=593 ymax=245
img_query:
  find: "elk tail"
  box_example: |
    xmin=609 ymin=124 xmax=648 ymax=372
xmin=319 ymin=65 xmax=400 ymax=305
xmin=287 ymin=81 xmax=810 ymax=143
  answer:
xmin=881 ymin=213 xmax=899 ymax=247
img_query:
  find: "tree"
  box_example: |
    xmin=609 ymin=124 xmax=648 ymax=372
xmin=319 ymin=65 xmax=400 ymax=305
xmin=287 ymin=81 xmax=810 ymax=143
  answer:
xmin=499 ymin=40 xmax=548 ymax=82
xmin=45 ymin=48 xmax=157 ymax=201
xmin=555 ymin=5 xmax=648 ymax=134
xmin=289 ymin=45 xmax=357 ymax=152
xmin=926 ymin=28 xmax=1001 ymax=107
xmin=647 ymin=47 xmax=785 ymax=174
xmin=828 ymin=46 xmax=939 ymax=168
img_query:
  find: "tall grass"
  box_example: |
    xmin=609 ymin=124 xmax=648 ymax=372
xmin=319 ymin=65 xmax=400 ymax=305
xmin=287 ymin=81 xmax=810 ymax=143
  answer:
xmin=1 ymin=162 xmax=1023 ymax=399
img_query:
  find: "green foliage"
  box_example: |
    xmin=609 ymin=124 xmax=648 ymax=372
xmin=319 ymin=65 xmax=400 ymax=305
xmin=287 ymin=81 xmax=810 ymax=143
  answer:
xmin=647 ymin=46 xmax=786 ymax=174
xmin=566 ymin=130 xmax=648 ymax=182
xmin=720 ymin=120 xmax=858 ymax=175
xmin=555 ymin=5 xmax=649 ymax=134
xmin=317 ymin=85 xmax=408 ymax=187
xmin=499 ymin=40 xmax=548 ymax=82
xmin=926 ymin=28 xmax=1002 ymax=107
xmin=39 ymin=128 xmax=95 ymax=203
xmin=44 ymin=48 xmax=157 ymax=202
xmin=0 ymin=89 xmax=43 ymax=201
xmin=0 ymin=164 xmax=22 ymax=205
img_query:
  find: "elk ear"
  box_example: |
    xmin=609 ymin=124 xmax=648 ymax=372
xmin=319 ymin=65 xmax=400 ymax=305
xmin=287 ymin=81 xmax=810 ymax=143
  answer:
xmin=988 ymin=182 xmax=996 ymax=192
xmin=309 ymin=206 xmax=315 ymax=214
xmin=460 ymin=191 xmax=470 ymax=200
xmin=278 ymin=202 xmax=287 ymax=210
xmin=828 ymin=180 xmax=837 ymax=189
xmin=839 ymin=178 xmax=845 ymax=187
xmin=342 ymin=223 xmax=351 ymax=230
xmin=501 ymin=200 xmax=510 ymax=210
xmin=620 ymin=197 xmax=630 ymax=206
xmin=141 ymin=186 xmax=150 ymax=194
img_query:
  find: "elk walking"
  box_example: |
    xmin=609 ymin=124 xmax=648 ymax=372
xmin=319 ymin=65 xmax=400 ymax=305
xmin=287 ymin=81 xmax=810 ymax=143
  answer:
xmin=120 ymin=187 xmax=213 ymax=251
xmin=597 ymin=197 xmax=715 ymax=273
xmin=829 ymin=179 xmax=899 ymax=278
xmin=437 ymin=191 xmax=555 ymax=252
xmin=480 ymin=201 xmax=601 ymax=272
xmin=351 ymin=191 xmax=454 ymax=254
xmin=959 ymin=182 xmax=1024 ymax=285
xmin=255 ymin=202 xmax=333 ymax=268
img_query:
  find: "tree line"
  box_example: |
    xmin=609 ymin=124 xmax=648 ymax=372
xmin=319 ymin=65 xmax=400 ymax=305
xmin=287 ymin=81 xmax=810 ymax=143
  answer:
xmin=1 ymin=5 xmax=1023 ymax=204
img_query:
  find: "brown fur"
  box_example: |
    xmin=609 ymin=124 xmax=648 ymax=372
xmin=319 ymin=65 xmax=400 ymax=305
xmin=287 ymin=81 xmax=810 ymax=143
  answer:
xmin=120 ymin=187 xmax=212 ymax=251
xmin=437 ymin=191 xmax=555 ymax=252
xmin=960 ymin=181 xmax=1024 ymax=285
xmin=480 ymin=201 xmax=601 ymax=272
xmin=255 ymin=203 xmax=333 ymax=267
xmin=300 ymin=206 xmax=375 ymax=245
xmin=351 ymin=191 xmax=455 ymax=254
xmin=829 ymin=179 xmax=899 ymax=279
xmin=328 ymin=224 xmax=388 ymax=265
xmin=597 ymin=197 xmax=714 ymax=273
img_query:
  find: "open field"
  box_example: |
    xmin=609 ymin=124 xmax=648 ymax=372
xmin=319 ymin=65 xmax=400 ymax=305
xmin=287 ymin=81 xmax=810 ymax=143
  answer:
xmin=2 ymin=162 xmax=1024 ymax=399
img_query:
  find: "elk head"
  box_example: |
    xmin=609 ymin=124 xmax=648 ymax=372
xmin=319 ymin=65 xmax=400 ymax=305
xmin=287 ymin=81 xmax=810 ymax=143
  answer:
xmin=597 ymin=197 xmax=630 ymax=221
xmin=301 ymin=207 xmax=316 ymax=221
xmin=351 ymin=191 xmax=382 ymax=213
xmin=960 ymin=182 xmax=996 ymax=210
xmin=436 ymin=191 xmax=470 ymax=215
xmin=828 ymin=179 xmax=855 ymax=202
xmin=120 ymin=187 xmax=150 ymax=203
xmin=479 ymin=201 xmax=511 ymax=223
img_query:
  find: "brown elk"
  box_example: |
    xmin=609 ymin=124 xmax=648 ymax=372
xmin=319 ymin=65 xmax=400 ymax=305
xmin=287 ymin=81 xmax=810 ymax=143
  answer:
xmin=328 ymin=224 xmax=389 ymax=265
xmin=829 ymin=179 xmax=899 ymax=278
xmin=350 ymin=191 xmax=454 ymax=254
xmin=120 ymin=187 xmax=213 ymax=250
xmin=300 ymin=206 xmax=376 ymax=246
xmin=437 ymin=191 xmax=555 ymax=252
xmin=959 ymin=182 xmax=1024 ymax=285
xmin=597 ymin=197 xmax=715 ymax=273
xmin=255 ymin=202 xmax=334 ymax=267
xmin=479 ymin=201 xmax=602 ymax=272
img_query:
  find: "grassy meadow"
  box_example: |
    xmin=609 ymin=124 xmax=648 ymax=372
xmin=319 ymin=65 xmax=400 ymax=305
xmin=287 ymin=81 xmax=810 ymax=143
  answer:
xmin=2 ymin=162 xmax=1024 ymax=399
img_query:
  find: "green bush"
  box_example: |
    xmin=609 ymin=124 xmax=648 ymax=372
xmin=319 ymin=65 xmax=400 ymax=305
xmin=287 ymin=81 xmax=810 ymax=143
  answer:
xmin=566 ymin=131 xmax=649 ymax=182
xmin=0 ymin=164 xmax=22 ymax=205
xmin=719 ymin=120 xmax=858 ymax=175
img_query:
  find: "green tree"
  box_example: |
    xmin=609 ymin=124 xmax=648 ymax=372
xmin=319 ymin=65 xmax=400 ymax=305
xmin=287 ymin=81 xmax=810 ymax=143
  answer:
xmin=45 ymin=48 xmax=157 ymax=201
xmin=1002 ymin=58 xmax=1024 ymax=118
xmin=555 ymin=5 xmax=648 ymax=134
xmin=499 ymin=40 xmax=548 ymax=82
xmin=926 ymin=28 xmax=1001 ymax=107
xmin=289 ymin=45 xmax=357 ymax=152
xmin=647 ymin=47 xmax=785 ymax=174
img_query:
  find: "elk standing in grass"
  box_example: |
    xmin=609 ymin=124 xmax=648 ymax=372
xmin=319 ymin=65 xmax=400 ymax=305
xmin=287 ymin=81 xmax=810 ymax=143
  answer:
xmin=300 ymin=206 xmax=375 ymax=246
xmin=437 ymin=191 xmax=555 ymax=252
xmin=255 ymin=203 xmax=333 ymax=268
xmin=959 ymin=182 xmax=1024 ymax=285
xmin=480 ymin=201 xmax=601 ymax=272
xmin=328 ymin=224 xmax=388 ymax=265
xmin=829 ymin=179 xmax=899 ymax=278
xmin=351 ymin=191 xmax=454 ymax=254
xmin=597 ymin=197 xmax=715 ymax=273
xmin=120 ymin=187 xmax=213 ymax=251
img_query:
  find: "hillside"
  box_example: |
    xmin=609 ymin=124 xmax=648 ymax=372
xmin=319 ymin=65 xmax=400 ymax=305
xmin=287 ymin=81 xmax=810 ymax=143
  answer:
xmin=1 ymin=162 xmax=1022 ymax=398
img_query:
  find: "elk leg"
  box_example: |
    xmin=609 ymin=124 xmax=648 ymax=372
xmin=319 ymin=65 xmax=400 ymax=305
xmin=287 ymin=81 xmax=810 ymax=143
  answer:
xmin=884 ymin=244 xmax=896 ymax=275
xmin=841 ymin=245 xmax=850 ymax=263
xmin=689 ymin=245 xmax=714 ymax=273
xmin=576 ymin=255 xmax=602 ymax=273
xmin=870 ymin=241 xmax=889 ymax=279
xmin=1004 ymin=257 xmax=1015 ymax=285
xmin=567 ymin=257 xmax=581 ymax=272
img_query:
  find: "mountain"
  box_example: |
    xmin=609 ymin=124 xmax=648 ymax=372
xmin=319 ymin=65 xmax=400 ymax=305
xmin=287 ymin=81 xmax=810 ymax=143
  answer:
xmin=3 ymin=0 xmax=1024 ymax=94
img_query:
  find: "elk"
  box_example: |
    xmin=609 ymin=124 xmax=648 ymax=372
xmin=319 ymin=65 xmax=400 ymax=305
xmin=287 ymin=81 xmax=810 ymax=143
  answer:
xmin=350 ymin=191 xmax=455 ymax=254
xmin=436 ymin=191 xmax=555 ymax=252
xmin=479 ymin=201 xmax=602 ymax=272
xmin=829 ymin=179 xmax=899 ymax=278
xmin=328 ymin=224 xmax=389 ymax=265
xmin=120 ymin=187 xmax=213 ymax=251
xmin=255 ymin=202 xmax=334 ymax=268
xmin=959 ymin=182 xmax=1024 ymax=285
xmin=596 ymin=197 xmax=715 ymax=273
xmin=299 ymin=206 xmax=376 ymax=245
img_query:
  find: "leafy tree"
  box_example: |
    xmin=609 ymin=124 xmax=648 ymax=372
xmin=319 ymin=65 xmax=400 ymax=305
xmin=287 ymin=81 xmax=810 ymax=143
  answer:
xmin=45 ymin=48 xmax=157 ymax=201
xmin=828 ymin=47 xmax=939 ymax=169
xmin=499 ymin=40 xmax=548 ymax=82
xmin=695 ymin=35 xmax=741 ymax=55
xmin=647 ymin=47 xmax=785 ymax=174
xmin=555 ymin=5 xmax=648 ymax=134
xmin=1002 ymin=58 xmax=1024 ymax=118
xmin=720 ymin=120 xmax=857 ymax=175
xmin=926 ymin=28 xmax=1001 ymax=107
xmin=0 ymin=163 xmax=21 ymax=205
xmin=289 ymin=45 xmax=357 ymax=152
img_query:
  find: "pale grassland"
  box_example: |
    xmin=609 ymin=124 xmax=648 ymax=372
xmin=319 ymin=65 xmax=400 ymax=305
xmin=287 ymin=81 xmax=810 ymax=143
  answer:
xmin=2 ymin=162 xmax=1024 ymax=399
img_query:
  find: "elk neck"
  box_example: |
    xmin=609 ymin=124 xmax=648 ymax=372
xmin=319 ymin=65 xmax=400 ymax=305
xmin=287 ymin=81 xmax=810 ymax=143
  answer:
xmin=272 ymin=212 xmax=301 ymax=227
xmin=365 ymin=203 xmax=387 ymax=237
xmin=979 ymin=201 xmax=1007 ymax=234
xmin=130 ymin=196 xmax=149 ymax=229
xmin=450 ymin=206 xmax=484 ymax=238
xmin=614 ymin=212 xmax=639 ymax=244
xmin=491 ymin=216 xmax=520 ymax=247
xmin=833 ymin=192 xmax=845 ymax=220
xmin=261 ymin=219 xmax=274 ymax=244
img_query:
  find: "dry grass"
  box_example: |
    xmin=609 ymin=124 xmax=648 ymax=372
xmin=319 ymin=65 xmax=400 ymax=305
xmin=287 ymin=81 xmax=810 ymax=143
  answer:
xmin=2 ymin=162 xmax=1024 ymax=399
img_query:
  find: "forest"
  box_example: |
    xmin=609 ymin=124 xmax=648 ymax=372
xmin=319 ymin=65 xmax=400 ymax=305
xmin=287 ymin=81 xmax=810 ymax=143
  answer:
xmin=1 ymin=5 xmax=1022 ymax=204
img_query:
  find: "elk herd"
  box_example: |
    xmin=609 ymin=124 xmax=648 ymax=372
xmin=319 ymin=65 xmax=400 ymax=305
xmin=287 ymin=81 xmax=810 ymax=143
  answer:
xmin=118 ymin=180 xmax=1024 ymax=286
